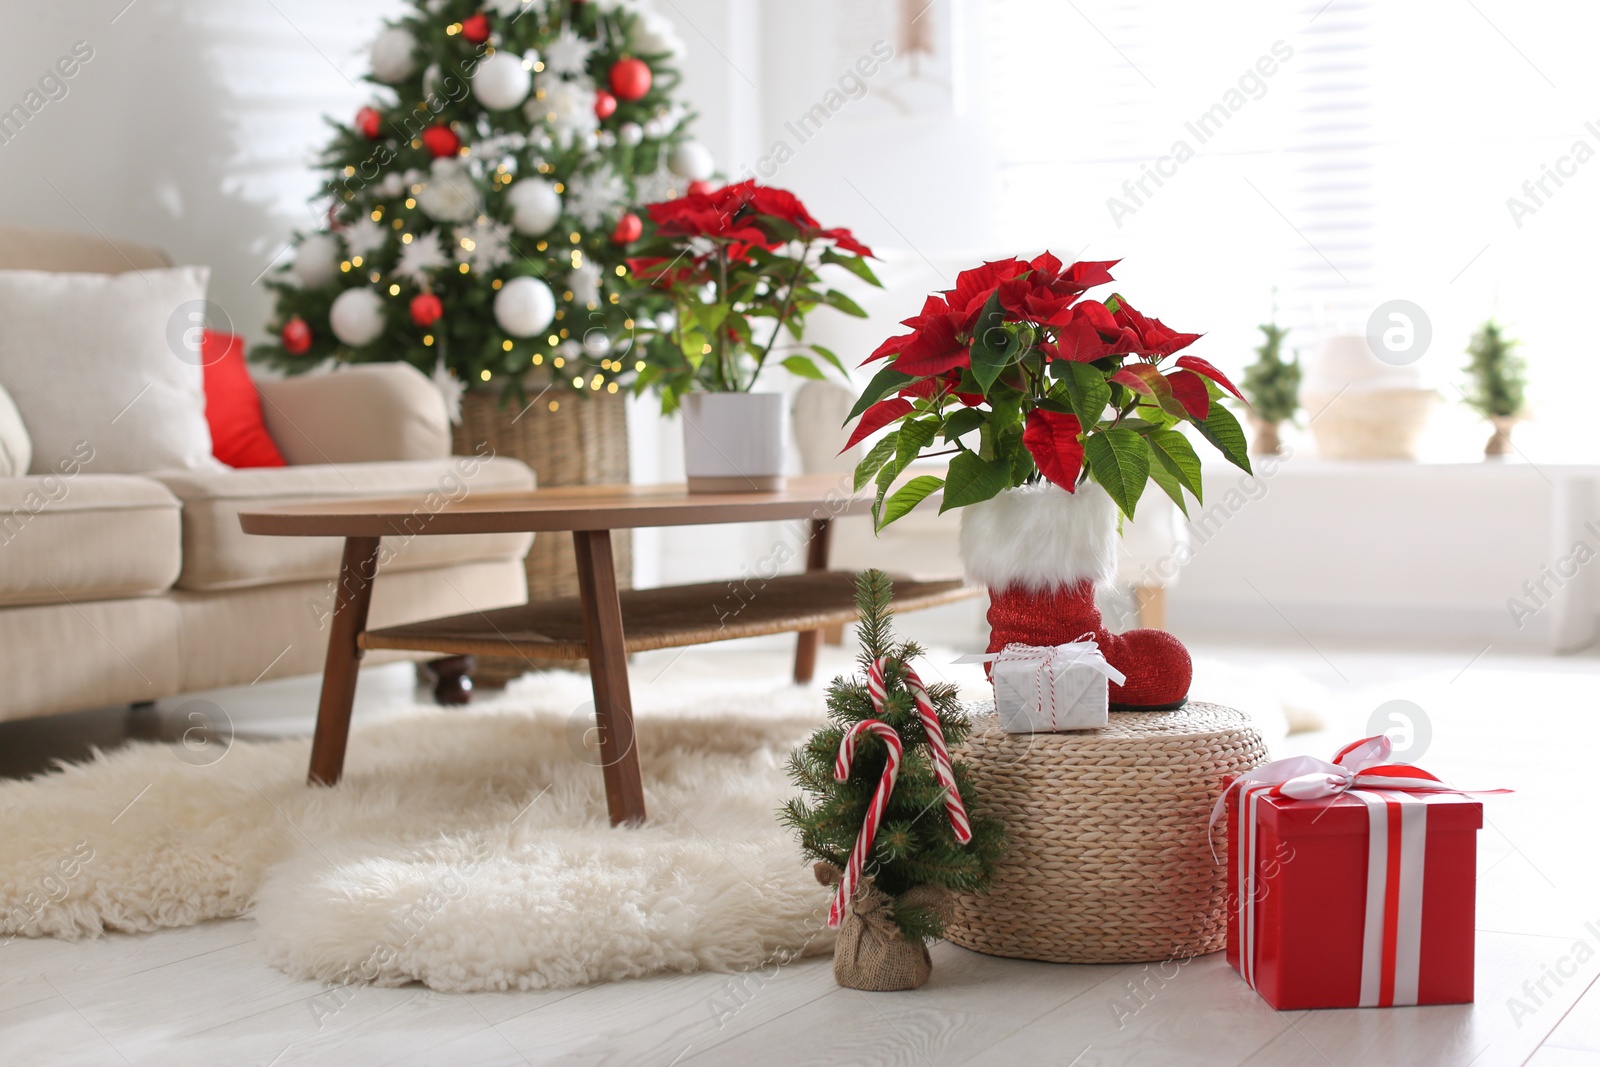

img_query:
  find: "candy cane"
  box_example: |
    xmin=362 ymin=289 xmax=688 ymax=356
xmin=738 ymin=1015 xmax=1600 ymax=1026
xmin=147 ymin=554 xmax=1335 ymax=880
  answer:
xmin=869 ymin=657 xmax=971 ymax=844
xmin=829 ymin=719 xmax=902 ymax=929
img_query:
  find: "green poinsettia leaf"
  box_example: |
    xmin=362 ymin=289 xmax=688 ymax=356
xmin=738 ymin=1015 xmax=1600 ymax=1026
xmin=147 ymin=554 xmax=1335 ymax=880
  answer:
xmin=940 ymin=450 xmax=1010 ymax=512
xmin=968 ymin=290 xmax=1017 ymax=394
xmin=1146 ymin=452 xmax=1190 ymax=516
xmin=781 ymin=354 xmax=826 ymax=380
xmin=942 ymin=406 xmax=985 ymax=443
xmin=1058 ymin=360 xmax=1112 ymax=427
xmin=1146 ymin=428 xmax=1203 ymax=502
xmin=1194 ymin=403 xmax=1253 ymax=474
xmin=820 ymin=247 xmax=882 ymax=287
xmin=880 ymin=475 xmax=945 ymax=529
xmin=823 ymin=289 xmax=869 ymax=318
xmin=854 ymin=431 xmax=899 ymax=492
xmin=848 ymin=365 xmax=915 ymax=423
xmin=895 ymin=416 xmax=940 ymax=469
xmin=1084 ymin=427 xmax=1150 ymax=518
xmin=810 ymin=344 xmax=849 ymax=376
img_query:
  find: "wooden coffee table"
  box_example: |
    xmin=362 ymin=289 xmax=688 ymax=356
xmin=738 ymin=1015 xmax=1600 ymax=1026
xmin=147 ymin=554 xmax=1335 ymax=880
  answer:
xmin=239 ymin=474 xmax=974 ymax=825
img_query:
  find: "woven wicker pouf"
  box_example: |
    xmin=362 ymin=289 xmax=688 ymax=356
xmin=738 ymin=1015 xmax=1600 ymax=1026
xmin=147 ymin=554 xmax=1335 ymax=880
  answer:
xmin=946 ymin=701 xmax=1267 ymax=964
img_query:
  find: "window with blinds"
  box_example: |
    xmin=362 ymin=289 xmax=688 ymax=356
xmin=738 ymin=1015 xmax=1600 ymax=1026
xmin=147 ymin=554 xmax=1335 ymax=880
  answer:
xmin=978 ymin=0 xmax=1600 ymax=457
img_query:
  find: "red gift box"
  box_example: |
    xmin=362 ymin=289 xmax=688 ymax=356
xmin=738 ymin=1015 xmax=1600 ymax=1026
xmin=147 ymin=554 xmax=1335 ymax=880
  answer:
xmin=1218 ymin=737 xmax=1491 ymax=1011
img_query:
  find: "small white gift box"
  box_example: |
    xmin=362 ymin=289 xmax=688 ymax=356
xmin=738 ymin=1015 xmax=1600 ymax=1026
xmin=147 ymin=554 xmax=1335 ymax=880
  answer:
xmin=956 ymin=640 xmax=1126 ymax=733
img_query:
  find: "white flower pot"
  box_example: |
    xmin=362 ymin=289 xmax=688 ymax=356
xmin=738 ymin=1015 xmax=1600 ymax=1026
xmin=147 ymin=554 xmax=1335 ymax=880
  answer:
xmin=680 ymin=392 xmax=787 ymax=493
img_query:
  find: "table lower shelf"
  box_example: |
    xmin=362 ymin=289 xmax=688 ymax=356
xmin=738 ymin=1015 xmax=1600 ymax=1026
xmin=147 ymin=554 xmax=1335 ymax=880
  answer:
xmin=360 ymin=571 xmax=977 ymax=660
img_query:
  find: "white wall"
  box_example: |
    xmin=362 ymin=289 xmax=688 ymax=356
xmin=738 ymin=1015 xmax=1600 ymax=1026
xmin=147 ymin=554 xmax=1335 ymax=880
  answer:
xmin=0 ymin=0 xmax=400 ymax=344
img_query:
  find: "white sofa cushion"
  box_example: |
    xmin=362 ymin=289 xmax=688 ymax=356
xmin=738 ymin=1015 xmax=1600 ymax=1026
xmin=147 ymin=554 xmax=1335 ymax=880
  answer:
xmin=0 ymin=473 xmax=182 ymax=607
xmin=149 ymin=456 xmax=535 ymax=592
xmin=0 ymin=380 xmax=29 ymax=477
xmin=0 ymin=266 xmax=218 ymax=474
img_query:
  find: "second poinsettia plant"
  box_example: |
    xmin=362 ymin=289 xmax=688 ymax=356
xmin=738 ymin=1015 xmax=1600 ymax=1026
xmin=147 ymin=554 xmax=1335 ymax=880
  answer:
xmin=628 ymin=180 xmax=880 ymax=411
xmin=845 ymin=253 xmax=1252 ymax=527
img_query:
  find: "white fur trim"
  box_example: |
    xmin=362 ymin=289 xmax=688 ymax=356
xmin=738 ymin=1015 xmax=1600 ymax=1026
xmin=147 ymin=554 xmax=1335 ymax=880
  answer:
xmin=958 ymin=481 xmax=1117 ymax=591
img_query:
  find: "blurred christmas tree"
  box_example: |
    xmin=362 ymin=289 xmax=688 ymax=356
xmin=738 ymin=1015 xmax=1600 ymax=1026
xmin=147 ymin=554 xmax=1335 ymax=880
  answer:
xmin=1242 ymin=311 xmax=1299 ymax=456
xmin=254 ymin=0 xmax=717 ymax=403
xmin=1463 ymin=318 xmax=1527 ymax=457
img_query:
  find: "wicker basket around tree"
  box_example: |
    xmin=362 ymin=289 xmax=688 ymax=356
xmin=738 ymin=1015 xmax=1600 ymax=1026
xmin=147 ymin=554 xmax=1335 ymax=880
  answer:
xmin=450 ymin=384 xmax=632 ymax=684
xmin=945 ymin=701 xmax=1267 ymax=964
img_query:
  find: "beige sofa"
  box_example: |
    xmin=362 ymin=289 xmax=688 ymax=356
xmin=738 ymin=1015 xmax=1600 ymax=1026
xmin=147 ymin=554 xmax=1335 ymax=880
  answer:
xmin=0 ymin=227 xmax=535 ymax=722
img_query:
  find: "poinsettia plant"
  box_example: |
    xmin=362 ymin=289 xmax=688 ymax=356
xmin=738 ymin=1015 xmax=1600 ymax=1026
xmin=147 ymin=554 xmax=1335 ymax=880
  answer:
xmin=845 ymin=253 xmax=1252 ymax=528
xmin=627 ymin=180 xmax=880 ymax=411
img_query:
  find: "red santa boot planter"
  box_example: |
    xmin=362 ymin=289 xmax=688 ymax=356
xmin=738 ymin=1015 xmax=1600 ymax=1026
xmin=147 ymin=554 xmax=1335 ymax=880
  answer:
xmin=960 ymin=481 xmax=1192 ymax=710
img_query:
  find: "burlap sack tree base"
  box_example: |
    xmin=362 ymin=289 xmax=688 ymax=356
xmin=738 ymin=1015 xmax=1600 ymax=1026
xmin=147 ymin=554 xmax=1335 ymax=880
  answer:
xmin=815 ymin=863 xmax=952 ymax=992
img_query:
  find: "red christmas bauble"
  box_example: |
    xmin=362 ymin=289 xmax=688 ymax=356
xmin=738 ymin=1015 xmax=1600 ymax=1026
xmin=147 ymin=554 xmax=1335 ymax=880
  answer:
xmin=608 ymin=57 xmax=652 ymax=101
xmin=355 ymin=106 xmax=383 ymax=140
xmin=421 ymin=124 xmax=460 ymax=158
xmin=460 ymin=13 xmax=490 ymax=43
xmin=687 ymin=180 xmax=714 ymax=197
xmin=409 ymin=292 xmax=444 ymax=328
xmin=611 ymin=212 xmax=642 ymax=244
xmin=281 ymin=317 xmax=313 ymax=355
xmin=593 ymin=90 xmax=617 ymax=120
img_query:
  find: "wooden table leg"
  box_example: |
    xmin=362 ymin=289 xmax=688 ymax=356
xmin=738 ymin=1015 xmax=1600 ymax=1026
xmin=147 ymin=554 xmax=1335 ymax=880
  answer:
xmin=572 ymin=528 xmax=647 ymax=826
xmin=792 ymin=517 xmax=833 ymax=685
xmin=308 ymin=536 xmax=380 ymax=786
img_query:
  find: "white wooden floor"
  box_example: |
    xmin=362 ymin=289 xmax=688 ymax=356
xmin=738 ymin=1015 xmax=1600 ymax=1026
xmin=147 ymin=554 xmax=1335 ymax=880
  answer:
xmin=2 ymin=638 xmax=1598 ymax=1066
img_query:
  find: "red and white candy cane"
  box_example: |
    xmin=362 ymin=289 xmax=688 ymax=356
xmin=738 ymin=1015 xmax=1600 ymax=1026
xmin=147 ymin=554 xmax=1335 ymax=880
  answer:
xmin=868 ymin=657 xmax=971 ymax=844
xmin=829 ymin=719 xmax=903 ymax=928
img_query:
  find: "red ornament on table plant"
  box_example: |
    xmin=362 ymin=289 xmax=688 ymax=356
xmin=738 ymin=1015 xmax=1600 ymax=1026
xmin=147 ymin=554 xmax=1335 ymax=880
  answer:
xmin=421 ymin=124 xmax=460 ymax=158
xmin=593 ymin=89 xmax=617 ymax=120
xmin=280 ymin=317 xmax=313 ymax=355
xmin=409 ymin=292 xmax=443 ymax=327
xmin=843 ymin=252 xmax=1256 ymax=710
xmin=608 ymin=57 xmax=652 ymax=101
xmin=355 ymin=106 xmax=383 ymax=140
xmin=686 ymin=179 xmax=713 ymax=197
xmin=460 ymin=12 xmax=490 ymax=43
xmin=610 ymin=212 xmax=642 ymax=244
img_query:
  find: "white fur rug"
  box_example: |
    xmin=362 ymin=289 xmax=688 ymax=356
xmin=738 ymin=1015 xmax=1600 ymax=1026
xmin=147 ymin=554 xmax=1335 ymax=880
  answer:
xmin=0 ymin=672 xmax=833 ymax=992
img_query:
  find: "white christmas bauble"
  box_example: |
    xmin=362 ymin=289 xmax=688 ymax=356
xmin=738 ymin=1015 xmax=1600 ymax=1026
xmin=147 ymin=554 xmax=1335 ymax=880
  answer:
xmin=423 ymin=62 xmax=443 ymax=99
xmin=633 ymin=11 xmax=687 ymax=59
xmin=642 ymin=119 xmax=665 ymax=139
xmin=329 ymin=288 xmax=386 ymax=347
xmin=618 ymin=122 xmax=643 ymax=147
xmin=582 ymin=331 xmax=612 ymax=357
xmin=292 ymin=233 xmax=340 ymax=289
xmin=370 ymin=28 xmax=417 ymax=84
xmin=507 ymin=178 xmax=562 ymax=235
xmin=379 ymin=172 xmax=406 ymax=198
xmin=495 ymin=277 xmax=556 ymax=337
xmin=597 ymin=130 xmax=617 ymax=149
xmin=668 ymin=140 xmax=715 ymax=181
xmin=472 ymin=52 xmax=532 ymax=110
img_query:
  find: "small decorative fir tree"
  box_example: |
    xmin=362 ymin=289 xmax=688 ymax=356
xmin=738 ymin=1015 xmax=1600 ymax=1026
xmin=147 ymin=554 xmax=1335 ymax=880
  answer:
xmin=1463 ymin=319 xmax=1526 ymax=420
xmin=1242 ymin=319 xmax=1299 ymax=425
xmin=782 ymin=570 xmax=1004 ymax=943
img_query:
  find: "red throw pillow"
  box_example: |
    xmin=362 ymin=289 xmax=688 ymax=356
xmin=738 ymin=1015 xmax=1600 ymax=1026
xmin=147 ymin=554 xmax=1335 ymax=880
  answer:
xmin=201 ymin=330 xmax=287 ymax=468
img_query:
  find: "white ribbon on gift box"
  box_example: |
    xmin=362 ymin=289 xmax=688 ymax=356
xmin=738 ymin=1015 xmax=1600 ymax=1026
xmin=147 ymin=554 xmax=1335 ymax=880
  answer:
xmin=955 ymin=637 xmax=1126 ymax=731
